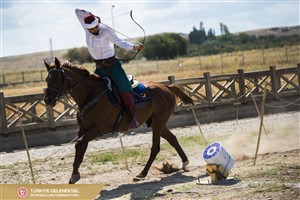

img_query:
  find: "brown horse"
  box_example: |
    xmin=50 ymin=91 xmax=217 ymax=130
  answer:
xmin=44 ymin=57 xmax=194 ymax=184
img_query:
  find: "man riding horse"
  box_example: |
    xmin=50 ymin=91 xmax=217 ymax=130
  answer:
xmin=75 ymin=8 xmax=144 ymax=129
xmin=43 ymin=8 xmax=194 ymax=184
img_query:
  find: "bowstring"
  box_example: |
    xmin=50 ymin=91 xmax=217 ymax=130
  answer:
xmin=101 ymin=22 xmax=143 ymax=45
xmin=99 ymin=10 xmax=146 ymax=61
xmin=100 ymin=11 xmax=144 ymax=45
xmin=101 ymin=11 xmax=130 ymax=21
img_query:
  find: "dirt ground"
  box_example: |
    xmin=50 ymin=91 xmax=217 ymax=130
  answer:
xmin=1 ymin=111 xmax=299 ymax=199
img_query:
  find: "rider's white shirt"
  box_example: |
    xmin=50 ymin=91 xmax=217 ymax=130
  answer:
xmin=75 ymin=9 xmax=134 ymax=60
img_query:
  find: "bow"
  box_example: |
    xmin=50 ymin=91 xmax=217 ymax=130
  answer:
xmin=100 ymin=10 xmax=146 ymax=62
xmin=118 ymin=10 xmax=146 ymax=62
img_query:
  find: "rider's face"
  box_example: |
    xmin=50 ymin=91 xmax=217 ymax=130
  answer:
xmin=88 ymin=25 xmax=99 ymax=35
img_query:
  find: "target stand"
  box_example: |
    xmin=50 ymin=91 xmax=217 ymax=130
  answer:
xmin=205 ymin=164 xmax=229 ymax=182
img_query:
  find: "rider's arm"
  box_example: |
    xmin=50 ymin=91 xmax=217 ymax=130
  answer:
xmin=75 ymin=9 xmax=90 ymax=30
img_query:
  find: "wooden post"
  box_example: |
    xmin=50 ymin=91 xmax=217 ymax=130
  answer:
xmin=190 ymin=106 xmax=207 ymax=145
xmin=198 ymin=52 xmax=202 ymax=68
xmin=220 ymin=52 xmax=224 ymax=73
xmin=254 ymin=76 xmax=260 ymax=94
xmin=285 ymin=46 xmax=288 ymax=63
xmin=44 ymin=88 xmax=55 ymax=128
xmin=241 ymin=48 xmax=245 ymax=66
xmin=18 ymin=108 xmax=36 ymax=184
xmin=22 ymin=72 xmax=25 ymax=83
xmin=253 ymin=82 xmax=267 ymax=165
xmin=262 ymin=48 xmax=265 ymax=64
xmin=270 ymin=66 xmax=279 ymax=99
xmin=118 ymin=133 xmax=129 ymax=171
xmin=0 ymin=92 xmax=8 ymax=135
xmin=249 ymin=89 xmax=268 ymax=136
xmin=40 ymin=70 xmax=44 ymax=82
xmin=168 ymin=75 xmax=175 ymax=84
xmin=297 ymin=63 xmax=300 ymax=87
xmin=156 ymin=56 xmax=160 ymax=72
xmin=2 ymin=74 xmax=5 ymax=85
xmin=204 ymin=72 xmax=213 ymax=105
xmin=238 ymin=69 xmax=246 ymax=104
xmin=234 ymin=102 xmax=241 ymax=125
xmin=46 ymin=105 xmax=55 ymax=129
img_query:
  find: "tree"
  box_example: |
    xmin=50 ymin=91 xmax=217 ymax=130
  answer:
xmin=223 ymin=24 xmax=230 ymax=35
xmin=188 ymin=22 xmax=207 ymax=44
xmin=220 ymin=23 xmax=230 ymax=35
xmin=220 ymin=23 xmax=224 ymax=35
xmin=207 ymin=28 xmax=216 ymax=40
xmin=143 ymin=33 xmax=188 ymax=60
xmin=63 ymin=47 xmax=92 ymax=64
xmin=189 ymin=26 xmax=201 ymax=44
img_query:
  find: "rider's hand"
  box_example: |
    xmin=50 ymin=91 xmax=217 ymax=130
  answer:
xmin=133 ymin=44 xmax=144 ymax=51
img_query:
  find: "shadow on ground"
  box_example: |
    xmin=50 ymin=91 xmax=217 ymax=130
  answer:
xmin=97 ymin=172 xmax=196 ymax=199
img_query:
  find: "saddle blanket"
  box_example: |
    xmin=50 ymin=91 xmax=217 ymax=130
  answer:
xmin=103 ymin=77 xmax=151 ymax=106
xmin=132 ymin=81 xmax=151 ymax=103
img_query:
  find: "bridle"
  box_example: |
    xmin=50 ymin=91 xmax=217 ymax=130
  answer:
xmin=45 ymin=67 xmax=83 ymax=104
xmin=45 ymin=66 xmax=109 ymax=114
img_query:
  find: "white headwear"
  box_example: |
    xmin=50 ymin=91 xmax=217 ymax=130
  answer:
xmin=84 ymin=14 xmax=99 ymax=29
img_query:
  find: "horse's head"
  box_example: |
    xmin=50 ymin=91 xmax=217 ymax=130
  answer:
xmin=44 ymin=57 xmax=71 ymax=107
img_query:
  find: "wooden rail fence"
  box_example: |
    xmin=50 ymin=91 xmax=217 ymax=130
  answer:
xmin=1 ymin=65 xmax=299 ymax=136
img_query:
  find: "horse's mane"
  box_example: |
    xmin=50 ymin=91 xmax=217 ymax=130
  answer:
xmin=61 ymin=61 xmax=100 ymax=81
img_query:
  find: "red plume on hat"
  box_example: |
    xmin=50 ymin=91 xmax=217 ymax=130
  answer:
xmin=84 ymin=13 xmax=99 ymax=29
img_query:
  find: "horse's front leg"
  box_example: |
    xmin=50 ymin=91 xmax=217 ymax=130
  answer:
xmin=134 ymin=125 xmax=161 ymax=181
xmin=69 ymin=126 xmax=98 ymax=184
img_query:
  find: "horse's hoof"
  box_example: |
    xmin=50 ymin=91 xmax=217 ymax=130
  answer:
xmin=133 ymin=176 xmax=145 ymax=182
xmin=181 ymin=160 xmax=189 ymax=170
xmin=69 ymin=173 xmax=81 ymax=184
xmin=133 ymin=173 xmax=146 ymax=182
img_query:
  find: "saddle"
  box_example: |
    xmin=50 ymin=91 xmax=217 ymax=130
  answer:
xmin=79 ymin=75 xmax=151 ymax=131
xmin=103 ymin=75 xmax=151 ymax=108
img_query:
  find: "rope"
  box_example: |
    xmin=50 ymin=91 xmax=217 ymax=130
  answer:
xmin=43 ymin=135 xmax=83 ymax=161
xmin=190 ymin=89 xmax=249 ymax=104
xmin=189 ymin=84 xmax=300 ymax=108
xmin=245 ymin=85 xmax=300 ymax=108
xmin=254 ymin=96 xmax=300 ymax=108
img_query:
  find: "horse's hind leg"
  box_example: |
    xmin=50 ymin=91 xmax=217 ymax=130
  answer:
xmin=161 ymin=126 xmax=189 ymax=169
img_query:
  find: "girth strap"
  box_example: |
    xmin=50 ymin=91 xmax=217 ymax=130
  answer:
xmin=79 ymin=88 xmax=108 ymax=120
xmin=111 ymin=106 xmax=126 ymax=133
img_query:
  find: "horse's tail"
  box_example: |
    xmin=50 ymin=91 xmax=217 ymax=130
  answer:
xmin=167 ymin=84 xmax=194 ymax=105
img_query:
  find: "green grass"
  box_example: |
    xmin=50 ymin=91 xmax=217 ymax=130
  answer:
xmin=91 ymin=147 xmax=148 ymax=164
xmin=161 ymin=134 xmax=209 ymax=152
xmin=91 ymin=134 xmax=210 ymax=165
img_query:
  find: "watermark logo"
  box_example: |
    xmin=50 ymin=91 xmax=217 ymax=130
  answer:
xmin=17 ymin=187 xmax=28 ymax=198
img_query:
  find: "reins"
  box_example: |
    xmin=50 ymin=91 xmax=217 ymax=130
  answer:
xmin=46 ymin=66 xmax=110 ymax=120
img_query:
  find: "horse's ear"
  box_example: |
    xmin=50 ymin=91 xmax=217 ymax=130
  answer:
xmin=44 ymin=60 xmax=51 ymax=72
xmin=54 ymin=57 xmax=61 ymax=68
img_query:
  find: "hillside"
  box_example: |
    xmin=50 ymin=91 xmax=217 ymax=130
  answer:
xmin=1 ymin=25 xmax=299 ymax=74
xmin=0 ymin=50 xmax=68 ymax=73
xmin=235 ymin=25 xmax=300 ymax=37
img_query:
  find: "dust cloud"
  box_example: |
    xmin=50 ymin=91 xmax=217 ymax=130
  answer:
xmin=222 ymin=122 xmax=299 ymax=161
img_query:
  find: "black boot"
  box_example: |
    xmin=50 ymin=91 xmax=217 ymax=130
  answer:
xmin=120 ymin=92 xmax=139 ymax=129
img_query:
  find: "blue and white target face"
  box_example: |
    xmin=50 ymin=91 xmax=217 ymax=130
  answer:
xmin=203 ymin=142 xmax=221 ymax=159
